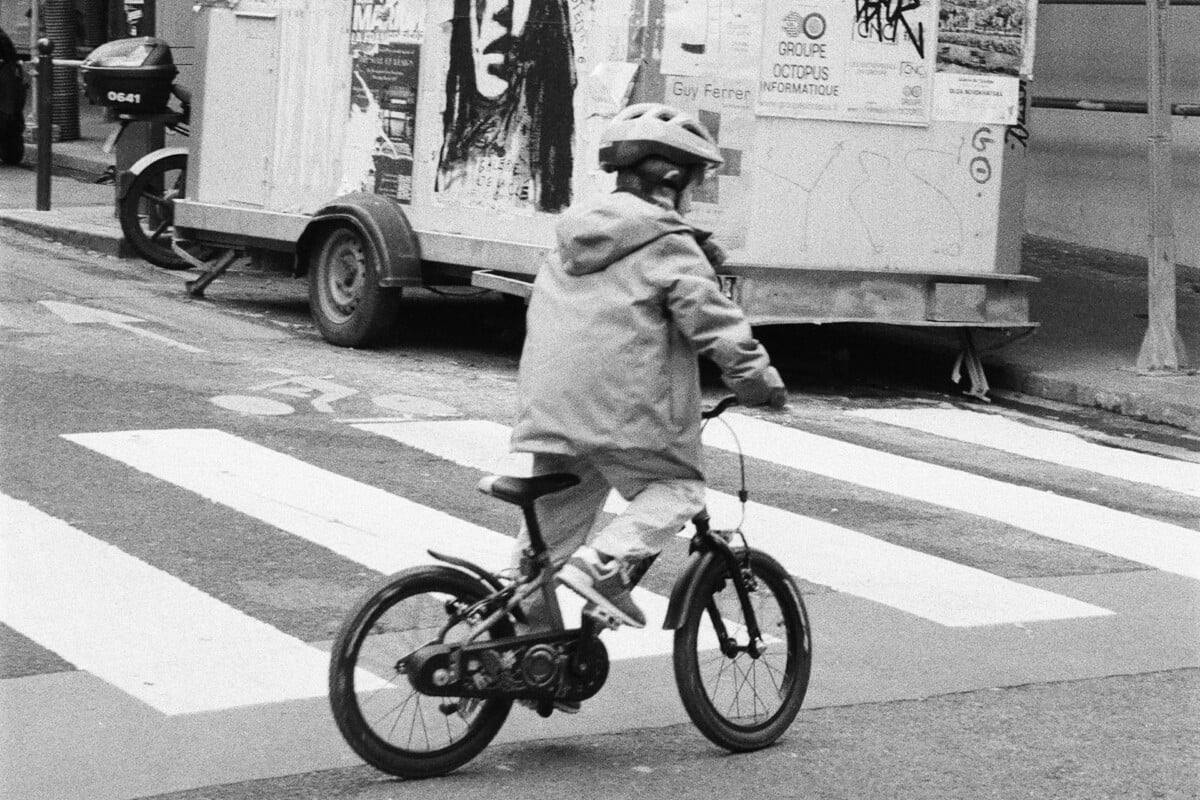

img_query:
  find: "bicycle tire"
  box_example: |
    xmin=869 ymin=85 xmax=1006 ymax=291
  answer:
xmin=673 ymin=549 xmax=811 ymax=751
xmin=328 ymin=565 xmax=514 ymax=778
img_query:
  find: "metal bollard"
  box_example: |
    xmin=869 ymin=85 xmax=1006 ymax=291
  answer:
xmin=35 ymin=38 xmax=54 ymax=212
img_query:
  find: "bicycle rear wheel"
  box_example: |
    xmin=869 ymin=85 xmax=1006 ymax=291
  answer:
xmin=673 ymin=549 xmax=811 ymax=751
xmin=328 ymin=565 xmax=514 ymax=778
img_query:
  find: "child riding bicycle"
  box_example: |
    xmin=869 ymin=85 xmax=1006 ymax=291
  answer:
xmin=509 ymin=103 xmax=788 ymax=635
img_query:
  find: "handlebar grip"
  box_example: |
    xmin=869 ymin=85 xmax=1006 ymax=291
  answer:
xmin=701 ymin=396 xmax=738 ymax=420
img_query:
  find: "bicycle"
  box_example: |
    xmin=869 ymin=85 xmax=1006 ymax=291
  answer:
xmin=327 ymin=397 xmax=812 ymax=778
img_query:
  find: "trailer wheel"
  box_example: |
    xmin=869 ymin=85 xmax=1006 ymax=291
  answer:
xmin=309 ymin=223 xmax=401 ymax=347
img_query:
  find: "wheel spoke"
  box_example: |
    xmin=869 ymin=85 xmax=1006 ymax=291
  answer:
xmin=148 ymin=218 xmax=172 ymax=241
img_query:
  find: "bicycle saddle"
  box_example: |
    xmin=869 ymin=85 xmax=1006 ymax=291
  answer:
xmin=477 ymin=473 xmax=580 ymax=506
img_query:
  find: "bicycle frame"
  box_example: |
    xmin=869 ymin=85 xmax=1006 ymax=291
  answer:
xmin=425 ymin=505 xmax=767 ymax=661
xmin=415 ymin=394 xmax=769 ymax=691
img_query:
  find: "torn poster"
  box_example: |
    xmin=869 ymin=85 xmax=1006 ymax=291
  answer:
xmin=341 ymin=0 xmax=425 ymax=203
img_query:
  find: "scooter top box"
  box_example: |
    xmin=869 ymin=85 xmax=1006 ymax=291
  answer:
xmin=81 ymin=37 xmax=177 ymax=115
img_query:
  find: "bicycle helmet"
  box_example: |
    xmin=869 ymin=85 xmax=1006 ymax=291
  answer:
xmin=598 ymin=103 xmax=724 ymax=174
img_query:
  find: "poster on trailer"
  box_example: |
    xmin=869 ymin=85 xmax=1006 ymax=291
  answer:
xmin=932 ymin=0 xmax=1036 ymax=124
xmin=756 ymin=0 xmax=937 ymax=126
xmin=341 ymin=0 xmax=425 ymax=203
xmin=432 ymin=0 xmax=579 ymax=214
xmin=655 ymin=0 xmax=762 ymax=244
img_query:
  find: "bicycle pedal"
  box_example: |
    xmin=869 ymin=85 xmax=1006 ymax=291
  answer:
xmin=582 ymin=603 xmax=621 ymax=630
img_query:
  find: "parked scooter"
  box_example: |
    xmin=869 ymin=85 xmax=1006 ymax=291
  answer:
xmin=107 ymin=85 xmax=197 ymax=269
xmin=81 ymin=36 xmax=203 ymax=270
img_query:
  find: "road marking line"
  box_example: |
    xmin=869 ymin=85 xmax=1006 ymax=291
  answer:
xmin=0 ymin=492 xmax=344 ymax=715
xmin=357 ymin=421 xmax=1111 ymax=627
xmin=848 ymin=407 xmax=1200 ymax=498
xmin=39 ymin=300 xmax=206 ymax=354
xmin=708 ymin=413 xmax=1200 ymax=581
xmin=64 ymin=429 xmax=682 ymax=660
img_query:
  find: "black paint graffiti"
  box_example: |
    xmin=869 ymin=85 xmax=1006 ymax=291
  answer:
xmin=854 ymin=0 xmax=926 ymax=60
xmin=436 ymin=0 xmax=577 ymax=213
xmin=1005 ymin=81 xmax=1030 ymax=149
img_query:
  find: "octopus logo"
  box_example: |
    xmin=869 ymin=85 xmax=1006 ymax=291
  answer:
xmin=782 ymin=11 xmax=827 ymax=39
xmin=782 ymin=10 xmax=805 ymax=37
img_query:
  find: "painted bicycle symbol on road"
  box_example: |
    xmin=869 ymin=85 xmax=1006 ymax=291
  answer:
xmin=210 ymin=371 xmax=459 ymax=420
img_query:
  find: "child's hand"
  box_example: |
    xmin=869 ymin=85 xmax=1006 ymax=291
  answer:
xmin=766 ymin=386 xmax=788 ymax=411
xmin=699 ymin=237 xmax=727 ymax=268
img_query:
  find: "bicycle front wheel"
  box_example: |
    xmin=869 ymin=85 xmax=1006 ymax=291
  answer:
xmin=328 ymin=565 xmax=514 ymax=778
xmin=673 ymin=549 xmax=811 ymax=751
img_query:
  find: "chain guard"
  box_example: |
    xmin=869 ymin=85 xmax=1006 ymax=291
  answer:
xmin=404 ymin=629 xmax=609 ymax=703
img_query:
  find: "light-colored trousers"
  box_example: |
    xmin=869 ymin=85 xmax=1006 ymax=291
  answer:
xmin=511 ymin=450 xmax=705 ymax=628
xmin=513 ymin=450 xmax=706 ymax=566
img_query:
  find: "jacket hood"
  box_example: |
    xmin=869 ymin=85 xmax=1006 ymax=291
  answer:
xmin=555 ymin=191 xmax=697 ymax=276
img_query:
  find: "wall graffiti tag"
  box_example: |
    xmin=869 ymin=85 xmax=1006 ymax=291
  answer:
xmin=853 ymin=0 xmax=926 ymax=59
xmin=1004 ymin=81 xmax=1030 ymax=149
xmin=969 ymin=126 xmax=994 ymax=183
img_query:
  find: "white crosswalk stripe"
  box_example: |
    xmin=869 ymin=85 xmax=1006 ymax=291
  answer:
xmin=14 ymin=408 xmax=1190 ymax=716
xmin=705 ymin=413 xmax=1200 ymax=581
xmin=0 ymin=492 xmax=342 ymax=715
xmin=63 ymin=429 xmax=687 ymax=663
xmin=356 ymin=420 xmax=1113 ymax=627
xmin=848 ymin=407 xmax=1200 ymax=498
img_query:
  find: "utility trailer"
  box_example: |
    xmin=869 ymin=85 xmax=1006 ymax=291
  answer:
xmin=158 ymin=0 xmax=1039 ymax=396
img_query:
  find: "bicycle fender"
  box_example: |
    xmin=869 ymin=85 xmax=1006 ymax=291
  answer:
xmin=295 ymin=192 xmax=422 ymax=288
xmin=117 ymin=146 xmax=189 ymax=199
xmin=428 ymin=549 xmax=506 ymax=594
xmin=662 ymin=551 xmax=718 ymax=630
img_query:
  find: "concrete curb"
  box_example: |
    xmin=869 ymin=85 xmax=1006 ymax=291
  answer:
xmin=986 ymin=362 xmax=1200 ymax=435
xmin=0 ymin=208 xmax=133 ymax=259
xmin=40 ymin=150 xmax=115 ymax=178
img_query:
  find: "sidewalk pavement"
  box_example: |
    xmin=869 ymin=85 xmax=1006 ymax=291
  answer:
xmin=1 ymin=101 xmax=1198 ymax=434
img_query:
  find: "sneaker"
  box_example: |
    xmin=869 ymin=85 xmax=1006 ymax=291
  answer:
xmin=556 ymin=547 xmax=647 ymax=629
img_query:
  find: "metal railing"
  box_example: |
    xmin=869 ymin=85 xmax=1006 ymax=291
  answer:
xmin=1031 ymin=98 xmax=1200 ymax=116
xmin=1035 ymin=0 xmax=1198 ymax=119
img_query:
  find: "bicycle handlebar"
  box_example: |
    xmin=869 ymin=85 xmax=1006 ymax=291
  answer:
xmin=702 ymin=396 xmax=738 ymax=420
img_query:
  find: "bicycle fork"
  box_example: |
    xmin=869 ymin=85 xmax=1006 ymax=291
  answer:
xmin=662 ymin=512 xmax=768 ymax=657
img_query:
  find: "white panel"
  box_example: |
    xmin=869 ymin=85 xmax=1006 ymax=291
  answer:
xmin=194 ymin=5 xmax=280 ymax=207
xmin=266 ymin=0 xmax=354 ymax=211
xmin=744 ymin=117 xmax=1003 ymax=272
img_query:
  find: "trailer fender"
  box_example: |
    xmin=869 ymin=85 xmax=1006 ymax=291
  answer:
xmin=295 ymin=192 xmax=422 ymax=288
xmin=117 ymin=146 xmax=190 ymax=200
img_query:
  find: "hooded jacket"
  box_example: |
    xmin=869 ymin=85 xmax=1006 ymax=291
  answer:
xmin=511 ymin=191 xmax=784 ymax=474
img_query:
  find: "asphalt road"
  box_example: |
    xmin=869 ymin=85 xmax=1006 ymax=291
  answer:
xmin=2 ymin=231 xmax=1198 ymax=800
